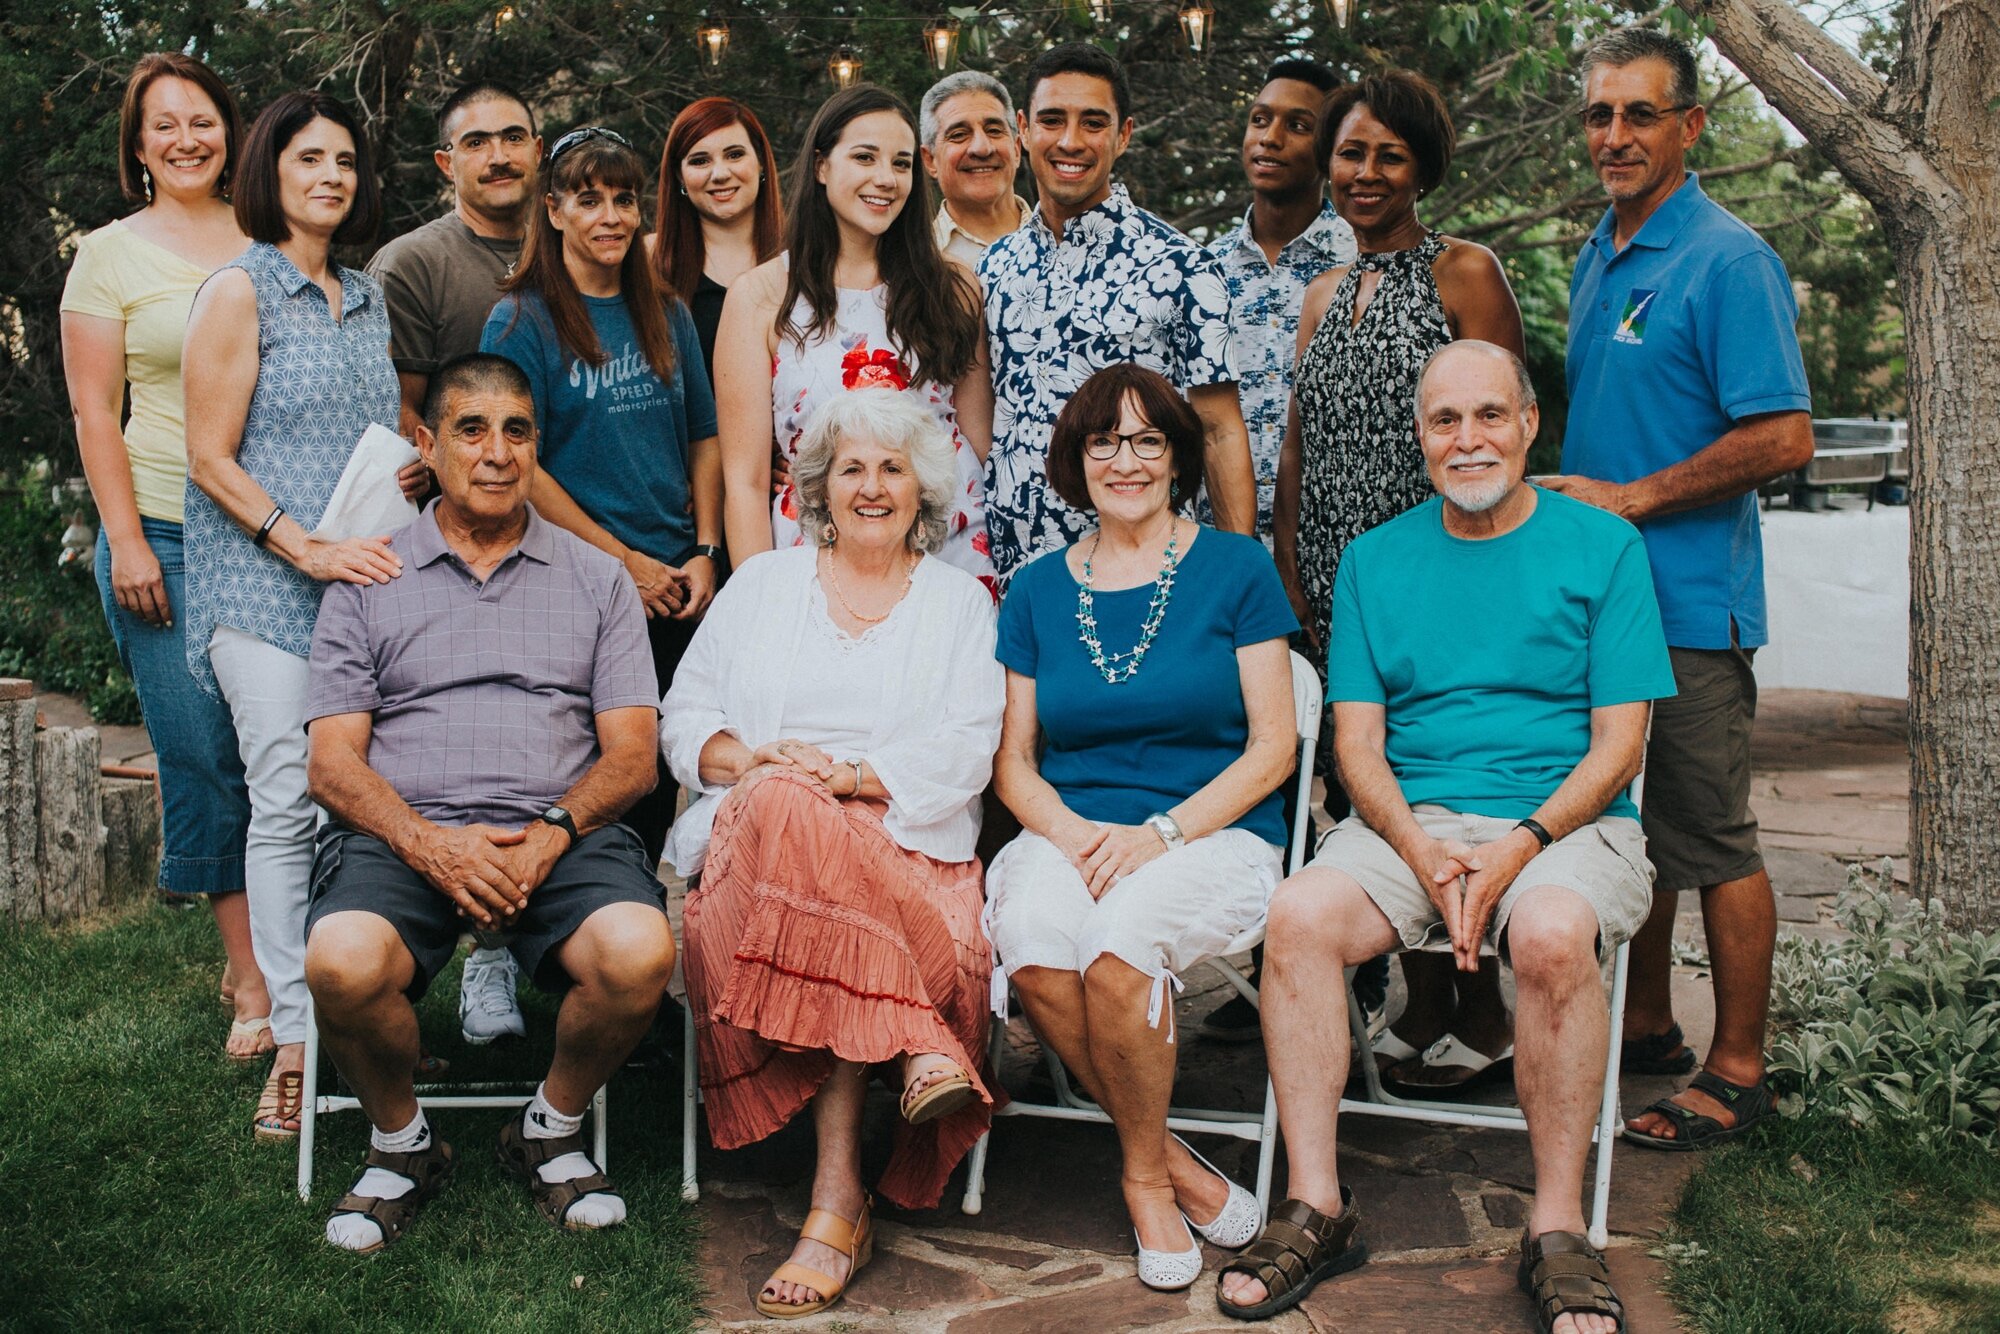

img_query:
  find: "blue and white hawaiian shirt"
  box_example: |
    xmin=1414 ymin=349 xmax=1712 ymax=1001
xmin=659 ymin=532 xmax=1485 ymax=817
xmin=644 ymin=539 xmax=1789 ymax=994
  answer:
xmin=1201 ymin=200 xmax=1356 ymax=538
xmin=979 ymin=182 xmax=1237 ymax=580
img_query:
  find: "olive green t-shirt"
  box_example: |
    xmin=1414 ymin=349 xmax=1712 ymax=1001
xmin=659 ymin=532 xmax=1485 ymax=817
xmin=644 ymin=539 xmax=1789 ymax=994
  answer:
xmin=364 ymin=212 xmax=520 ymax=375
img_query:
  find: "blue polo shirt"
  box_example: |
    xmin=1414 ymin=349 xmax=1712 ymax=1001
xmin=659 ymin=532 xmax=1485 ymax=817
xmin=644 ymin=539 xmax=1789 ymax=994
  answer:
xmin=1562 ymin=174 xmax=1810 ymax=650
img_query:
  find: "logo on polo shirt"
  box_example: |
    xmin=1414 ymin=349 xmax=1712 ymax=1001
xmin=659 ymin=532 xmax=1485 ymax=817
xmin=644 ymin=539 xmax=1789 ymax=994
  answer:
xmin=1614 ymin=289 xmax=1658 ymax=345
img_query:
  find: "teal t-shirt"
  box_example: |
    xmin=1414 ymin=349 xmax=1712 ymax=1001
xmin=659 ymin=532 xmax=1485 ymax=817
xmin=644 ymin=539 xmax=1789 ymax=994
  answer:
xmin=996 ymin=528 xmax=1298 ymax=846
xmin=1326 ymin=490 xmax=1676 ymax=820
xmin=481 ymin=289 xmax=717 ymax=565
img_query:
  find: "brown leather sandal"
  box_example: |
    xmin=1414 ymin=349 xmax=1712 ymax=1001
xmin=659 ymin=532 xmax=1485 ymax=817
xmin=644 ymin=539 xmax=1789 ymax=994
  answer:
xmin=326 ymin=1140 xmax=456 ymax=1254
xmin=1215 ymin=1190 xmax=1367 ymax=1321
xmin=496 ymin=1119 xmax=623 ymax=1230
xmin=755 ymin=1197 xmax=874 ymax=1320
xmin=252 ymin=1067 xmax=304 ymax=1142
xmin=1517 ymin=1229 xmax=1625 ymax=1333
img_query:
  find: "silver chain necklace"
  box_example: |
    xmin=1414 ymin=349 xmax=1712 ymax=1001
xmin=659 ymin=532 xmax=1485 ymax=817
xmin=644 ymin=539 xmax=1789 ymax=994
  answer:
xmin=1075 ymin=521 xmax=1182 ymax=685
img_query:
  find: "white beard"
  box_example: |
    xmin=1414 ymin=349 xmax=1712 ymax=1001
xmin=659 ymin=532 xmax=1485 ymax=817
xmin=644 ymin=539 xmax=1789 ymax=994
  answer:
xmin=1438 ymin=466 xmax=1511 ymax=513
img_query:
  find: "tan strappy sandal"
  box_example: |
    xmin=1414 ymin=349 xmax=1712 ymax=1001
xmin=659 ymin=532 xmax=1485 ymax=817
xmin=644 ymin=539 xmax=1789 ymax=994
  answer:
xmin=253 ymin=1067 xmax=304 ymax=1142
xmin=755 ymin=1197 xmax=874 ymax=1320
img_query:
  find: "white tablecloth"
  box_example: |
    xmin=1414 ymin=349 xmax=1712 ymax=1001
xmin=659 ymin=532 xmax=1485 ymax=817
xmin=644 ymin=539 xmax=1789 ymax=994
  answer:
xmin=1753 ymin=503 xmax=1908 ymax=699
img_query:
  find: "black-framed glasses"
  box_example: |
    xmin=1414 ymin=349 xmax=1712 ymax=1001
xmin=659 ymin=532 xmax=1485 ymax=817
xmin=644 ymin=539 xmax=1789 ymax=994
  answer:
xmin=1083 ymin=429 xmax=1171 ymax=461
xmin=548 ymin=126 xmax=631 ymax=163
xmin=1580 ymin=103 xmax=1695 ymax=131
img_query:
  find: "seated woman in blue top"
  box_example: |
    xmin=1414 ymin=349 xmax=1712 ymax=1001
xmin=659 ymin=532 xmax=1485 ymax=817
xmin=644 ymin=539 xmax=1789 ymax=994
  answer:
xmin=482 ymin=128 xmax=722 ymax=867
xmin=985 ymin=364 xmax=1299 ymax=1293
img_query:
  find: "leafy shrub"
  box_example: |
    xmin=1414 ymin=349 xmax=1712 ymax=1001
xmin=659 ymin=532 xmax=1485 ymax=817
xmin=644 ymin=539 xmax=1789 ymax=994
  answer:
xmin=0 ymin=479 xmax=139 ymax=724
xmin=1767 ymin=863 xmax=2000 ymax=1144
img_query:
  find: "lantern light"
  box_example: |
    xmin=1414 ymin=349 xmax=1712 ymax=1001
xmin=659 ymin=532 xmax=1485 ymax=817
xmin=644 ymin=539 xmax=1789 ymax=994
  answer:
xmin=922 ymin=17 xmax=961 ymax=72
xmin=1178 ymin=0 xmax=1214 ymax=55
xmin=697 ymin=16 xmax=731 ymax=66
xmin=828 ymin=45 xmax=864 ymax=89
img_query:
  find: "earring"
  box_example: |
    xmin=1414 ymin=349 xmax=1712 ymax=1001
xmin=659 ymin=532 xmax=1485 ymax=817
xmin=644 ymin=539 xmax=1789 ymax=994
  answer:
xmin=821 ymin=521 xmax=838 ymax=545
xmin=1171 ymin=480 xmax=1181 ymax=501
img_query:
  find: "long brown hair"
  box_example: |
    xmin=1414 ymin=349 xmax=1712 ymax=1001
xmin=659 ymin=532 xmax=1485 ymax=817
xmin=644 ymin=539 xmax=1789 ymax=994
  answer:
xmin=779 ymin=85 xmax=979 ymax=387
xmin=652 ymin=98 xmax=782 ymax=306
xmin=120 ymin=54 xmax=243 ymax=202
xmin=503 ymin=134 xmax=677 ymax=382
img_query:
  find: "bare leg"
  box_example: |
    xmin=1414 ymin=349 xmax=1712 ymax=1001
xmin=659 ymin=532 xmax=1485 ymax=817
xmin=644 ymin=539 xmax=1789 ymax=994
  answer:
xmin=1219 ymin=868 xmax=1398 ymax=1311
xmin=1619 ymin=890 xmax=1680 ymax=1043
xmin=1079 ymin=955 xmax=1188 ymax=1253
xmin=1449 ymin=957 xmax=1512 ymax=1054
xmin=1390 ymin=953 xmax=1455 ymax=1048
xmin=545 ymin=903 xmax=675 ymax=1115
xmin=762 ymin=1061 xmax=871 ymax=1309
xmin=215 ymin=890 xmax=274 ymax=1058
xmin=303 ymin=911 xmax=422 ymax=1133
xmin=1509 ymin=885 xmax=1620 ymax=1334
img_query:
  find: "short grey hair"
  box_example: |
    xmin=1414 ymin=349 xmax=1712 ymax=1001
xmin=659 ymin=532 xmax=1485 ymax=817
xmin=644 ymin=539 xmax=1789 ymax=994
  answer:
xmin=1581 ymin=29 xmax=1700 ymax=110
xmin=919 ymin=71 xmax=1016 ymax=150
xmin=1416 ymin=340 xmax=1538 ymax=415
xmin=792 ymin=389 xmax=959 ymax=553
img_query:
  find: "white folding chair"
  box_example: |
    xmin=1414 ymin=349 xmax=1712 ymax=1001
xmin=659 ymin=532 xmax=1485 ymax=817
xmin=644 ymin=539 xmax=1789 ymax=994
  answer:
xmin=958 ymin=649 xmax=1325 ymax=1217
xmin=296 ymin=991 xmax=608 ymax=1201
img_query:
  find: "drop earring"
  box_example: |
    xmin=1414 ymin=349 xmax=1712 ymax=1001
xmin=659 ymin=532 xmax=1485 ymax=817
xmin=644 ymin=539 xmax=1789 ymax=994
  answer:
xmin=821 ymin=521 xmax=839 ymax=545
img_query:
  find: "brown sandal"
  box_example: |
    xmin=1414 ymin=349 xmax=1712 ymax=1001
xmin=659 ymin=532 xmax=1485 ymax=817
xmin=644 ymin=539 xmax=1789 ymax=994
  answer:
xmin=496 ymin=1119 xmax=622 ymax=1230
xmin=900 ymin=1058 xmax=976 ymax=1126
xmin=252 ymin=1067 xmax=304 ymax=1142
xmin=1517 ymin=1229 xmax=1625 ymax=1333
xmin=1215 ymin=1190 xmax=1367 ymax=1320
xmin=755 ymin=1197 xmax=874 ymax=1319
xmin=326 ymin=1139 xmax=456 ymax=1254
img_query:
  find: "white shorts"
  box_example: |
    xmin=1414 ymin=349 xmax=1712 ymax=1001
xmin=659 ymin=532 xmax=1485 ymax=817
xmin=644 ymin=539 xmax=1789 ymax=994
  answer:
xmin=983 ymin=827 xmax=1282 ymax=1034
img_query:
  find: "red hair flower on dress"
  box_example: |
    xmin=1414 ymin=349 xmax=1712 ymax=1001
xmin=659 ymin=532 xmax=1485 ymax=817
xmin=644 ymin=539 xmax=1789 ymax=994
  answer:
xmin=840 ymin=342 xmax=910 ymax=391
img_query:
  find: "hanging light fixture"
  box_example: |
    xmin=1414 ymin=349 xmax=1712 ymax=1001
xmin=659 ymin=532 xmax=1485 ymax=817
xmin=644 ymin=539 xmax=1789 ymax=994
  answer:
xmin=1323 ymin=0 xmax=1355 ymax=28
xmin=1177 ymin=0 xmax=1214 ymax=55
xmin=922 ymin=17 xmax=961 ymax=72
xmin=1087 ymin=0 xmax=1112 ymax=23
xmin=696 ymin=15 xmax=731 ymax=66
xmin=828 ymin=44 xmax=864 ymax=89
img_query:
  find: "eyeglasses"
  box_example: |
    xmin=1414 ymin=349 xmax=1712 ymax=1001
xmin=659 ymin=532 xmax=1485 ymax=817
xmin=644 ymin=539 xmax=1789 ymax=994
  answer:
xmin=1580 ymin=103 xmax=1695 ymax=131
xmin=1083 ymin=430 xmax=1171 ymax=461
xmin=548 ymin=126 xmax=631 ymax=163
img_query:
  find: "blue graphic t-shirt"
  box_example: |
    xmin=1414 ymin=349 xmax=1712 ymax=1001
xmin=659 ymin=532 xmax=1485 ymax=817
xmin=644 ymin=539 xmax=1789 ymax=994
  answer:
xmin=482 ymin=289 xmax=716 ymax=564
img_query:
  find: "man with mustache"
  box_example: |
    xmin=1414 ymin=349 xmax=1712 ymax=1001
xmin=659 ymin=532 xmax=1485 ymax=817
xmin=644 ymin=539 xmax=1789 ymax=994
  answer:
xmin=920 ymin=70 xmax=1029 ymax=268
xmin=1219 ymin=341 xmax=1672 ymax=1332
xmin=1541 ymin=29 xmax=1813 ymax=1154
xmin=366 ymin=80 xmax=545 ymax=1046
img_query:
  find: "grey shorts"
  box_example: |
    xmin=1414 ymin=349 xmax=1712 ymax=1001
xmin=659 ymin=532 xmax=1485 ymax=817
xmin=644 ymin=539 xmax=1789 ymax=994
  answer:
xmin=1307 ymin=806 xmax=1655 ymax=961
xmin=1642 ymin=646 xmax=1764 ymax=893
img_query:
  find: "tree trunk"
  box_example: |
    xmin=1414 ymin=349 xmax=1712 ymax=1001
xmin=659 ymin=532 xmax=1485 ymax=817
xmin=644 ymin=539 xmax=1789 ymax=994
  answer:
xmin=100 ymin=775 xmax=162 ymax=908
xmin=0 ymin=681 xmax=35 ymax=919
xmin=35 ymin=725 xmax=103 ymax=922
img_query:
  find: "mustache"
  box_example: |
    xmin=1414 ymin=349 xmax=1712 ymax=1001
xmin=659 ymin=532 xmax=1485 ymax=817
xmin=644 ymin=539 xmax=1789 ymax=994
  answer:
xmin=479 ymin=168 xmax=526 ymax=183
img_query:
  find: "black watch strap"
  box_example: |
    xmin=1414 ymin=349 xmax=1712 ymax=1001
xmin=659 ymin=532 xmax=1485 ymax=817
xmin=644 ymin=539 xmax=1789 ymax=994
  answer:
xmin=540 ymin=805 xmax=578 ymax=843
xmin=1516 ymin=817 xmax=1554 ymax=850
xmin=690 ymin=544 xmax=725 ymax=563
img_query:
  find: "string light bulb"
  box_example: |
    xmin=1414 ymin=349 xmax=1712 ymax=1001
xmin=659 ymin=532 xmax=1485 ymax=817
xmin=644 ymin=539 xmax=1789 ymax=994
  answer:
xmin=1324 ymin=0 xmax=1355 ymax=28
xmin=922 ymin=17 xmax=961 ymax=72
xmin=1177 ymin=0 xmax=1214 ymax=55
xmin=696 ymin=16 xmax=731 ymax=66
xmin=828 ymin=44 xmax=864 ymax=88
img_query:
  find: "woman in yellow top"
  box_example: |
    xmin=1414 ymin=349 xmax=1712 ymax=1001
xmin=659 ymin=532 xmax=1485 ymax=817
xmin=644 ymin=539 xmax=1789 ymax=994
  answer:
xmin=59 ymin=54 xmax=263 ymax=1059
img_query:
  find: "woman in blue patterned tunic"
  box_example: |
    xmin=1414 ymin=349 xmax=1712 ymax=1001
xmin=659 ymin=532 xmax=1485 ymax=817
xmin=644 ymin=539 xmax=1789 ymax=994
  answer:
xmin=184 ymin=91 xmax=402 ymax=1141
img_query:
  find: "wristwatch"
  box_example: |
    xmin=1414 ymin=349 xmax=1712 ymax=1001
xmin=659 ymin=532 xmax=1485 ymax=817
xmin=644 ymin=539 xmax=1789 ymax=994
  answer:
xmin=689 ymin=543 xmax=725 ymax=564
xmin=539 ymin=805 xmax=578 ymax=845
xmin=1515 ymin=817 xmax=1554 ymax=850
xmin=1144 ymin=811 xmax=1185 ymax=851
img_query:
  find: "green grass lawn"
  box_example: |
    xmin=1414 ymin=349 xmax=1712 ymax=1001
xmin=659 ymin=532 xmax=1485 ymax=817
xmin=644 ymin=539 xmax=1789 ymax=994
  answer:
xmin=1665 ymin=1114 xmax=2000 ymax=1333
xmin=0 ymin=901 xmax=704 ymax=1333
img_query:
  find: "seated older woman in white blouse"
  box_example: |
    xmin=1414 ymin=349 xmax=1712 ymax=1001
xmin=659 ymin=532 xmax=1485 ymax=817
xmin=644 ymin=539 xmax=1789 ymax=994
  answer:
xmin=662 ymin=388 xmax=1003 ymax=1320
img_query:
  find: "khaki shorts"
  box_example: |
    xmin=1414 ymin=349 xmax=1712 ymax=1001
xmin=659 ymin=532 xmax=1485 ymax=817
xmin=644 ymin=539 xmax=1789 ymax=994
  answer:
xmin=1307 ymin=806 xmax=1655 ymax=961
xmin=1642 ymin=647 xmax=1764 ymax=893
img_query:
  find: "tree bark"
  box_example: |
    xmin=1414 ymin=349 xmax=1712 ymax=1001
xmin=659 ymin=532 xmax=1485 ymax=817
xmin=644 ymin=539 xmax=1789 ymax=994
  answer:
xmin=100 ymin=775 xmax=161 ymax=907
xmin=0 ymin=681 xmax=35 ymax=919
xmin=35 ymin=725 xmax=103 ymax=922
xmin=1681 ymin=0 xmax=2000 ymax=929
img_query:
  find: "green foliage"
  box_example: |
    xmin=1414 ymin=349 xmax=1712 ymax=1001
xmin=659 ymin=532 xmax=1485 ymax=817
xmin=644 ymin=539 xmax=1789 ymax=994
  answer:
xmin=0 ymin=479 xmax=138 ymax=722
xmin=1766 ymin=863 xmax=2000 ymax=1144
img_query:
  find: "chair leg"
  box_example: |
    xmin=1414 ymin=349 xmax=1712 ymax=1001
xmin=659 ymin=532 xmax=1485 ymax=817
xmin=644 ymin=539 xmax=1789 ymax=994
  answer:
xmin=681 ymin=1001 xmax=699 ymax=1202
xmin=297 ymin=995 xmax=318 ymax=1202
xmin=1342 ymin=964 xmax=1391 ymax=1103
xmin=1588 ymin=941 xmax=1631 ymax=1249
xmin=1254 ymin=1074 xmax=1278 ymax=1218
xmin=592 ymin=1083 xmax=609 ymax=1174
xmin=962 ymin=1013 xmax=1005 ymax=1215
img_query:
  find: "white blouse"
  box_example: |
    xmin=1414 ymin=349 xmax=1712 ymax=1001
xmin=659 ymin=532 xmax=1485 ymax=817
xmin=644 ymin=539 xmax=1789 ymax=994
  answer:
xmin=660 ymin=545 xmax=1005 ymax=877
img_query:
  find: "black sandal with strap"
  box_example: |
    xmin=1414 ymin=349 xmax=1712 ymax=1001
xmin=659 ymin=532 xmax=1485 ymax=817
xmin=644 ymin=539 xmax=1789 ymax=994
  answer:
xmin=1517 ymin=1229 xmax=1625 ymax=1333
xmin=496 ymin=1120 xmax=622 ymax=1229
xmin=1214 ymin=1190 xmax=1367 ymax=1322
xmin=326 ymin=1139 xmax=456 ymax=1254
xmin=1626 ymin=1069 xmax=1775 ymax=1152
xmin=1620 ymin=1022 xmax=1697 ymax=1076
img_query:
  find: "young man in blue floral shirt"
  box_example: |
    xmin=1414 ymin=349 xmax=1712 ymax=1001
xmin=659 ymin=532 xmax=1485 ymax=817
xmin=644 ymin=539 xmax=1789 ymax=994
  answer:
xmin=1201 ymin=58 xmax=1357 ymax=542
xmin=979 ymin=42 xmax=1257 ymax=581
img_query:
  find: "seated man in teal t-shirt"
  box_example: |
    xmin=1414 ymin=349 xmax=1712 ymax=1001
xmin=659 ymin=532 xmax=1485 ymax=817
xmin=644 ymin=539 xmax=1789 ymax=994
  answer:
xmin=1217 ymin=341 xmax=1676 ymax=1328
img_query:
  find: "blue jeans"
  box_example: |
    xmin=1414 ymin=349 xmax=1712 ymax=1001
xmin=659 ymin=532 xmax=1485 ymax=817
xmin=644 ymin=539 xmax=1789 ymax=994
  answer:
xmin=95 ymin=519 xmax=250 ymax=896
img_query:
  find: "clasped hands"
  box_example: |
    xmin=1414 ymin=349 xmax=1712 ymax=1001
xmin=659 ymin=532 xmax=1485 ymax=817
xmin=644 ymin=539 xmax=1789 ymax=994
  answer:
xmin=625 ymin=548 xmax=715 ymax=621
xmin=1052 ymin=818 xmax=1172 ymax=900
xmin=406 ymin=819 xmax=570 ymax=928
xmin=1408 ymin=828 xmax=1543 ymax=971
xmin=749 ymin=738 xmax=862 ymax=795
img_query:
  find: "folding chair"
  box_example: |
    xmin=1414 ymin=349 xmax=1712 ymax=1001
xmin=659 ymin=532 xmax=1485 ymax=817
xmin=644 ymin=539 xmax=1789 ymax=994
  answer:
xmin=296 ymin=991 xmax=608 ymax=1202
xmin=958 ymin=649 xmax=1325 ymax=1218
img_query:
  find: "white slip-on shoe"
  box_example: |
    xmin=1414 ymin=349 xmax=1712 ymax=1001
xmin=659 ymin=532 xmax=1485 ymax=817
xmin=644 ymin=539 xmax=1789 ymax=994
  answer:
xmin=1173 ymin=1134 xmax=1262 ymax=1249
xmin=459 ymin=948 xmax=527 ymax=1045
xmin=1135 ymin=1214 xmax=1204 ymax=1291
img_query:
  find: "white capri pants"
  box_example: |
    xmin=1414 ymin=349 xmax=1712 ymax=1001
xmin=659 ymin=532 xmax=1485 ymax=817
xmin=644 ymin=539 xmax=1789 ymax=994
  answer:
xmin=209 ymin=625 xmax=318 ymax=1047
xmin=984 ymin=827 xmax=1282 ymax=1039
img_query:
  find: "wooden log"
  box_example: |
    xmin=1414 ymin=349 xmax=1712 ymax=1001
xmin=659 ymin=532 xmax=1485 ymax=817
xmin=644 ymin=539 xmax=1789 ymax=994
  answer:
xmin=0 ymin=681 xmax=34 ymax=920
xmin=100 ymin=775 xmax=162 ymax=907
xmin=35 ymin=725 xmax=103 ymax=922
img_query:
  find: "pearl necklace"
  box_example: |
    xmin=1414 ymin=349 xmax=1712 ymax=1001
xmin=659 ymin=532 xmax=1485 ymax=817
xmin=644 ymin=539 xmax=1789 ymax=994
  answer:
xmin=823 ymin=547 xmax=914 ymax=625
xmin=1075 ymin=521 xmax=1182 ymax=685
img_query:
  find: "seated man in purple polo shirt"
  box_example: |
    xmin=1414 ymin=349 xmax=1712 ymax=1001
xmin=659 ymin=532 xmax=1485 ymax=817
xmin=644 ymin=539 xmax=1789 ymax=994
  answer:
xmin=302 ymin=353 xmax=674 ymax=1252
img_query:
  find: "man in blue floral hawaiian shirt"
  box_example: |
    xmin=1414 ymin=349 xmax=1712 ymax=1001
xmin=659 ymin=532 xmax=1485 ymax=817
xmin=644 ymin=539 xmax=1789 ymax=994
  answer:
xmin=979 ymin=42 xmax=1257 ymax=581
xmin=1202 ymin=57 xmax=1357 ymax=542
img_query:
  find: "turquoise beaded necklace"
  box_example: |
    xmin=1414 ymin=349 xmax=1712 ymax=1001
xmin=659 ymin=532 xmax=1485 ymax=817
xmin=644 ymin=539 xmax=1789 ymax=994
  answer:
xmin=1074 ymin=520 xmax=1183 ymax=685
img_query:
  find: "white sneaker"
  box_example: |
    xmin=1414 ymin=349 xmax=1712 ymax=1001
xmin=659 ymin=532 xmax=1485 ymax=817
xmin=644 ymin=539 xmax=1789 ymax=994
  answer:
xmin=459 ymin=948 xmax=526 ymax=1045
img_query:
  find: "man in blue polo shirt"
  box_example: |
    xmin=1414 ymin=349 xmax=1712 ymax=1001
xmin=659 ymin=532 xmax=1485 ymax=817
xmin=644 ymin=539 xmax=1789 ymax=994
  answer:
xmin=1543 ymin=29 xmax=1813 ymax=1152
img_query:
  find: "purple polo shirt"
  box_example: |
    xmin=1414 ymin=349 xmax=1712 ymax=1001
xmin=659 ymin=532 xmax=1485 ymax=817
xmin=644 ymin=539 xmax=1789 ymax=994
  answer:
xmin=306 ymin=500 xmax=657 ymax=829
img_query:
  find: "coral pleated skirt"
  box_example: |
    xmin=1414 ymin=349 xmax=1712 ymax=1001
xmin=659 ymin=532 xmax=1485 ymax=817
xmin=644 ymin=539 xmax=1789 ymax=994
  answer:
xmin=683 ymin=767 xmax=997 ymax=1209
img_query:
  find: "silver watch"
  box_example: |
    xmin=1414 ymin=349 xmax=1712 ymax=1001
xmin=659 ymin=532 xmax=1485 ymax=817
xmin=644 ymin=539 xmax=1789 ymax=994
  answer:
xmin=1144 ymin=811 xmax=1185 ymax=851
